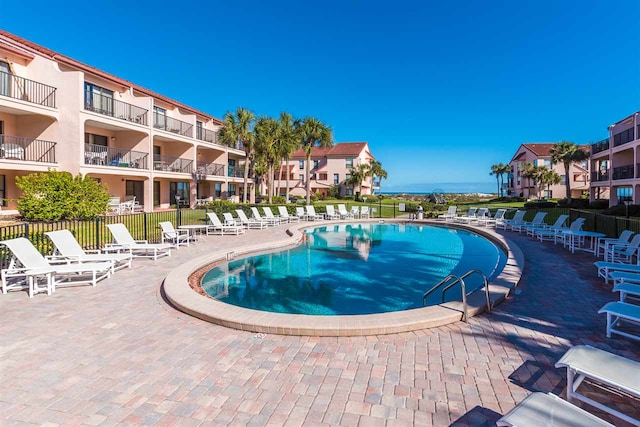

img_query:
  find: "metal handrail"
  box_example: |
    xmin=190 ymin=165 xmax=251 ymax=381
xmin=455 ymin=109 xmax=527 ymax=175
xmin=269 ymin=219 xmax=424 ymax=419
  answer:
xmin=422 ymin=269 xmax=492 ymax=323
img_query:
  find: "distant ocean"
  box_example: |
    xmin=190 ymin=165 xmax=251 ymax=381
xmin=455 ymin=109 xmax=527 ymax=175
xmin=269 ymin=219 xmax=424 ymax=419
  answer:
xmin=382 ymin=182 xmax=497 ymax=195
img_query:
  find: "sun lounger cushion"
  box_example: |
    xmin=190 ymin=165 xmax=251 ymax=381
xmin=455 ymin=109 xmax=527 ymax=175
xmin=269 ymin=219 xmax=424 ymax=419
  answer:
xmin=496 ymin=392 xmax=614 ymax=427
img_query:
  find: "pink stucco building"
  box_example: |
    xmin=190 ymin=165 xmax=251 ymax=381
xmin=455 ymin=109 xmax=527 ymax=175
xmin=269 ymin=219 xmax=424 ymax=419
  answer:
xmin=0 ymin=30 xmax=246 ymax=213
xmin=275 ymin=142 xmax=376 ymax=198
xmin=507 ymin=143 xmax=589 ymax=199
xmin=589 ymin=112 xmax=640 ymax=205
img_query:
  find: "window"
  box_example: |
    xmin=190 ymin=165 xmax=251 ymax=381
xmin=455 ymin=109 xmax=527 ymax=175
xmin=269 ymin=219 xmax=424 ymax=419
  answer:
xmin=196 ymin=121 xmax=203 ymax=140
xmin=153 ymin=106 xmax=166 ymax=129
xmin=560 ymin=175 xmax=567 ymax=185
xmin=334 ymin=173 xmax=339 ymax=184
xmin=617 ymin=186 xmax=632 ymax=202
xmin=0 ymin=174 xmax=5 ymax=206
xmin=228 ymin=183 xmax=236 ymax=196
xmin=299 ymin=174 xmax=304 ymax=183
xmin=84 ymin=133 xmax=109 ymax=146
xmin=299 ymin=160 xmax=304 ymax=169
xmin=345 ymin=188 xmax=353 ymax=196
xmin=319 ymin=173 xmax=328 ymax=181
xmin=215 ymin=183 xmax=222 ymax=198
xmin=84 ymin=83 xmax=113 ymax=115
xmin=613 ymin=128 xmax=635 ymax=147
xmin=170 ymin=181 xmax=190 ymax=206
xmin=126 ymin=180 xmax=144 ymax=206
xmin=543 ymin=190 xmax=552 ymax=199
xmin=311 ymin=173 xmax=316 ymax=180
xmin=346 ymin=158 xmax=353 ymax=168
xmin=313 ymin=160 xmax=319 ymax=169
xmin=346 ymin=173 xmax=351 ymax=181
xmin=0 ymin=62 xmax=10 ymax=97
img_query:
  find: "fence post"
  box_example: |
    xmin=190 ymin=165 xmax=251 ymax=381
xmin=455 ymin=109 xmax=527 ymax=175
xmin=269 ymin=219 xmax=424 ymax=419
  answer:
xmin=24 ymin=221 xmax=29 ymax=239
xmin=143 ymin=212 xmax=148 ymax=242
xmin=393 ymin=202 xmax=396 ymax=218
xmin=95 ymin=216 xmax=100 ymax=249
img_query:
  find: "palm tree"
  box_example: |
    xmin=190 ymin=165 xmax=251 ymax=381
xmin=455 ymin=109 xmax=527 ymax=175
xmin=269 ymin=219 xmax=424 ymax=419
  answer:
xmin=369 ymin=160 xmax=388 ymax=195
xmin=520 ymin=162 xmax=535 ymax=198
xmin=489 ymin=164 xmax=504 ymax=196
xmin=278 ymin=113 xmax=300 ymax=203
xmin=550 ymin=141 xmax=590 ymax=203
xmin=297 ymin=117 xmax=333 ymax=205
xmin=500 ymin=164 xmax=512 ymax=196
xmin=541 ymin=168 xmax=561 ymax=198
xmin=253 ymin=116 xmax=281 ymax=204
xmin=218 ymin=107 xmax=255 ymax=203
xmin=531 ymin=165 xmax=548 ymax=199
xmin=346 ymin=164 xmax=370 ymax=199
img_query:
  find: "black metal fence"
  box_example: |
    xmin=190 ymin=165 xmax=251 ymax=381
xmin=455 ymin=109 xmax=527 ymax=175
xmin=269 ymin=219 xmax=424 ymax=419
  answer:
xmin=84 ymin=90 xmax=148 ymax=125
xmin=0 ymin=134 xmax=56 ymax=163
xmin=0 ymin=70 xmax=57 ymax=108
xmin=153 ymin=113 xmax=193 ymax=137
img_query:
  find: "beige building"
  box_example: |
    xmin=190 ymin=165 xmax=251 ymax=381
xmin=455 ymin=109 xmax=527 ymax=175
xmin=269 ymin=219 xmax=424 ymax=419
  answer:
xmin=276 ymin=142 xmax=376 ymax=198
xmin=589 ymin=112 xmax=640 ymax=205
xmin=0 ymin=30 xmax=246 ymax=213
xmin=507 ymin=143 xmax=589 ymax=199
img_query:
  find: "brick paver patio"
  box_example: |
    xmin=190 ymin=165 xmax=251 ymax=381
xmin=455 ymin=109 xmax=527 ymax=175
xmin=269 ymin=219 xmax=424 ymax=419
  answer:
xmin=1 ymin=223 xmax=639 ymax=426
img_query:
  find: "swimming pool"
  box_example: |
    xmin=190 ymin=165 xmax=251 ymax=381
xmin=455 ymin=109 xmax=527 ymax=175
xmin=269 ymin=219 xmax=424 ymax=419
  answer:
xmin=201 ymin=223 xmax=506 ymax=316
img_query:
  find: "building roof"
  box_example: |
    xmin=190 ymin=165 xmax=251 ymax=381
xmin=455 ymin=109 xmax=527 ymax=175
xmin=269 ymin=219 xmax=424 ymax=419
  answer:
xmin=290 ymin=142 xmax=372 ymax=159
xmin=0 ymin=30 xmax=223 ymax=125
xmin=511 ymin=143 xmax=589 ymax=162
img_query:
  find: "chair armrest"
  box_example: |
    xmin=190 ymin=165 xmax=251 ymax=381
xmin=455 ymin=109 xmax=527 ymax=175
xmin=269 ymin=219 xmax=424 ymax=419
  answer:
xmin=134 ymin=240 xmax=148 ymax=244
xmin=84 ymin=249 xmax=101 ymax=254
xmin=45 ymin=255 xmax=80 ymax=263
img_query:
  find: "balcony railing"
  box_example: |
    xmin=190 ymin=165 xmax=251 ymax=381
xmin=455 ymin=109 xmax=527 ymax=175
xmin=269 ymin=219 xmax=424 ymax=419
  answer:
xmin=612 ymin=164 xmax=634 ymax=180
xmin=196 ymin=162 xmax=225 ymax=176
xmin=84 ymin=90 xmax=148 ymax=125
xmin=0 ymin=134 xmax=56 ymax=163
xmin=0 ymin=70 xmax=57 ymax=108
xmin=84 ymin=144 xmax=148 ymax=169
xmin=228 ymin=165 xmax=245 ymax=178
xmin=590 ymin=138 xmax=609 ymax=155
xmin=591 ymin=170 xmax=609 ymax=182
xmin=196 ymin=127 xmax=218 ymax=144
xmin=613 ymin=128 xmax=635 ymax=147
xmin=153 ymin=113 xmax=193 ymax=137
xmin=153 ymin=155 xmax=193 ymax=174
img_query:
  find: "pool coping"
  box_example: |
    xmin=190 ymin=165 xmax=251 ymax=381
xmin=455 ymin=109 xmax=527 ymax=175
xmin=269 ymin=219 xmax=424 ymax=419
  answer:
xmin=163 ymin=219 xmax=524 ymax=336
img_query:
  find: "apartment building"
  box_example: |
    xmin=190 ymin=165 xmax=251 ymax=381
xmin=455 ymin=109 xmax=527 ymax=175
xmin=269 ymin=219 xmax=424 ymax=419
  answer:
xmin=507 ymin=143 xmax=589 ymax=199
xmin=276 ymin=142 xmax=376 ymax=198
xmin=589 ymin=112 xmax=640 ymax=205
xmin=0 ymin=30 xmax=246 ymax=213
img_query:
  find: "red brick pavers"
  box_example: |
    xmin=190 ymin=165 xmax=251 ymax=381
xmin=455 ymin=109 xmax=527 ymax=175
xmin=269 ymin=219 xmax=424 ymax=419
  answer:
xmin=0 ymin=225 xmax=639 ymax=426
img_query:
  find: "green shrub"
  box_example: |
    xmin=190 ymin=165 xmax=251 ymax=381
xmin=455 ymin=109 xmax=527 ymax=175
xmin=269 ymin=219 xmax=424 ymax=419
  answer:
xmin=601 ymin=204 xmax=640 ymax=216
xmin=557 ymin=198 xmax=590 ymax=208
xmin=271 ymin=196 xmax=286 ymax=205
xmin=16 ymin=171 xmax=110 ymax=221
xmin=309 ymin=193 xmax=319 ymax=203
xmin=590 ymin=199 xmax=609 ymax=210
xmin=524 ymin=200 xmax=557 ymax=208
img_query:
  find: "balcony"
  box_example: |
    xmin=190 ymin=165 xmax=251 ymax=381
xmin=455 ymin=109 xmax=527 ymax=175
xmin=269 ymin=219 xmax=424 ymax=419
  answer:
xmin=0 ymin=134 xmax=56 ymax=162
xmin=84 ymin=144 xmax=148 ymax=169
xmin=153 ymin=155 xmax=193 ymax=174
xmin=0 ymin=70 xmax=56 ymax=108
xmin=591 ymin=170 xmax=609 ymax=182
xmin=153 ymin=113 xmax=193 ymax=137
xmin=196 ymin=127 xmax=218 ymax=144
xmin=612 ymin=164 xmax=634 ymax=180
xmin=228 ymin=165 xmax=245 ymax=178
xmin=196 ymin=162 xmax=225 ymax=176
xmin=84 ymin=90 xmax=148 ymax=125
xmin=613 ymin=128 xmax=635 ymax=148
xmin=590 ymin=138 xmax=609 ymax=155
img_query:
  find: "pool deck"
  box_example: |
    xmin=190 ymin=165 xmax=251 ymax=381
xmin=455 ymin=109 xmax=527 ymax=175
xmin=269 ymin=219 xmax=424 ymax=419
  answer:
xmin=1 ymin=219 xmax=639 ymax=426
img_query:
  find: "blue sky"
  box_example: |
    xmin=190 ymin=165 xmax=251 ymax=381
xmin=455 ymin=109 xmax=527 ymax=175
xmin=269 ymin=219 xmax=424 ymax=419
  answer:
xmin=2 ymin=0 xmax=639 ymax=192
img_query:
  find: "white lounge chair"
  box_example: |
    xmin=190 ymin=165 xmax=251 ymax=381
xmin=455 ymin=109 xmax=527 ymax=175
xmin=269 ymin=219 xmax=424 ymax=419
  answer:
xmin=529 ymin=214 xmax=568 ymax=238
xmin=595 ymin=260 xmax=640 ymax=284
xmin=613 ymin=282 xmax=640 ymax=303
xmin=437 ymin=206 xmax=457 ymax=221
xmin=296 ymin=206 xmax=311 ymax=221
xmin=604 ymin=234 xmax=640 ymax=263
xmin=477 ymin=209 xmax=506 ymax=227
xmin=277 ymin=206 xmax=300 ymax=223
xmin=159 ymin=221 xmax=190 ymax=248
xmin=1 ymin=237 xmax=112 ymax=297
xmin=497 ymin=392 xmax=614 ymax=427
xmin=222 ymin=212 xmax=241 ymax=227
xmin=360 ymin=206 xmax=370 ymax=219
xmin=349 ymin=206 xmax=360 ymax=219
xmin=236 ymin=209 xmax=268 ymax=229
xmin=251 ymin=207 xmax=278 ymax=226
xmin=105 ymin=223 xmax=172 ymax=260
xmin=306 ymin=205 xmax=325 ymax=221
xmin=597 ymin=230 xmax=634 ymax=259
xmin=538 ymin=217 xmax=585 ymax=245
xmin=325 ymin=205 xmax=341 ymax=220
xmin=497 ymin=210 xmax=526 ymax=230
xmin=454 ymin=207 xmax=477 ymax=223
xmin=207 ymin=212 xmax=245 ymax=235
xmin=598 ymin=302 xmax=640 ymax=342
xmin=262 ymin=207 xmax=284 ymax=224
xmin=337 ymin=204 xmax=352 ymax=219
xmin=45 ymin=230 xmax=132 ymax=273
xmin=512 ymin=211 xmax=547 ymax=233
xmin=555 ymin=345 xmax=640 ymax=426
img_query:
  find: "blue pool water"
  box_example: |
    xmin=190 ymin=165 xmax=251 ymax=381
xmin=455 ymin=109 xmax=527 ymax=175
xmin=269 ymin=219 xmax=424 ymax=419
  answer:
xmin=201 ymin=223 xmax=507 ymax=315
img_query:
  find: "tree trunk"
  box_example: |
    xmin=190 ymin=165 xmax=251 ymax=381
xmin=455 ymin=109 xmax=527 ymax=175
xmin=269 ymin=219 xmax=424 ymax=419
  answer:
xmin=242 ymin=157 xmax=249 ymax=204
xmin=305 ymin=150 xmax=311 ymax=205
xmin=285 ymin=157 xmax=290 ymax=203
xmin=495 ymin=176 xmax=500 ymax=196
xmin=268 ymin=165 xmax=273 ymax=204
xmin=277 ymin=158 xmax=282 ymax=200
xmin=564 ymin=161 xmax=571 ymax=202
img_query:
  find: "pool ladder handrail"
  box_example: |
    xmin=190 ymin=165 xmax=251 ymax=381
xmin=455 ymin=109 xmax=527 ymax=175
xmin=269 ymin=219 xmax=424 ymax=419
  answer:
xmin=422 ymin=269 xmax=491 ymax=323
